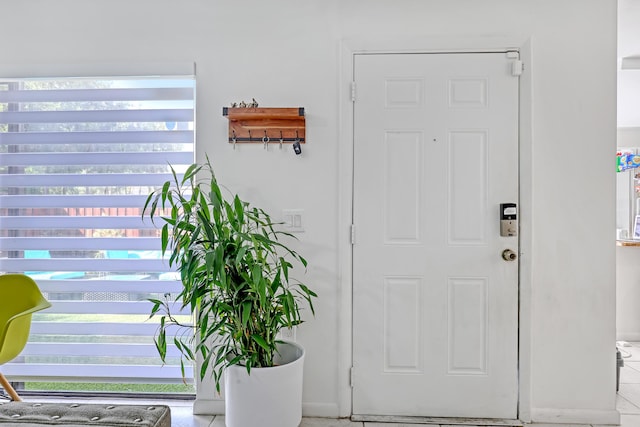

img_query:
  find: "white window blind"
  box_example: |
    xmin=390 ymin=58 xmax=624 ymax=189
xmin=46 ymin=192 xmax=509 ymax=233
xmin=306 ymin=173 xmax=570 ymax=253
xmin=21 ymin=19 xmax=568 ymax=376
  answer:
xmin=0 ymin=76 xmax=195 ymax=387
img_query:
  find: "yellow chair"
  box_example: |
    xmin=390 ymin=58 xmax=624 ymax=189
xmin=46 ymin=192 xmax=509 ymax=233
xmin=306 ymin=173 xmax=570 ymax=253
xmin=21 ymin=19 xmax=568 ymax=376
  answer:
xmin=0 ymin=274 xmax=51 ymax=401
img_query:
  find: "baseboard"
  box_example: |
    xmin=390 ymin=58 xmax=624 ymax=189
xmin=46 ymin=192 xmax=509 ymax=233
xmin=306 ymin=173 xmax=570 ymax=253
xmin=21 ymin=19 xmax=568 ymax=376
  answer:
xmin=193 ymin=398 xmax=224 ymax=415
xmin=192 ymin=399 xmax=339 ymax=417
xmin=352 ymin=415 xmax=521 ymax=426
xmin=531 ymin=407 xmax=620 ymax=425
xmin=302 ymin=402 xmax=341 ymax=418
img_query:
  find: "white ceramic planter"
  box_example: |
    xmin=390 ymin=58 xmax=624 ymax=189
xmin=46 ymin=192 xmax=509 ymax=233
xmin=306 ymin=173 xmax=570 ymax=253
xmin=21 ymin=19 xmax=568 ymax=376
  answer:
xmin=224 ymin=341 xmax=305 ymax=427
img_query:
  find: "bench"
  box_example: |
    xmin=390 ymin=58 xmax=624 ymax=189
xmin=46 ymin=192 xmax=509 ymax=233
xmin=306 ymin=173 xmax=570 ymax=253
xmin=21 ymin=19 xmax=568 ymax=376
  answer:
xmin=0 ymin=402 xmax=170 ymax=427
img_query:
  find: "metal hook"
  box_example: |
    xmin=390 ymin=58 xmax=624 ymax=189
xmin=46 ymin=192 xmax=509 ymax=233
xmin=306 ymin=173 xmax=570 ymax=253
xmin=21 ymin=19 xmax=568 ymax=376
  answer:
xmin=263 ymin=130 xmax=270 ymax=150
xmin=248 ymin=130 xmax=252 ymax=142
xmin=232 ymin=130 xmax=237 ymax=150
xmin=279 ymin=131 xmax=284 ymax=150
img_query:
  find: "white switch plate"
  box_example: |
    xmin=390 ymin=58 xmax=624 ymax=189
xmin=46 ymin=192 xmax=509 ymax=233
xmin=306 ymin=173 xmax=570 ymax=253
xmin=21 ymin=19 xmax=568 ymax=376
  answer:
xmin=279 ymin=327 xmax=296 ymax=341
xmin=282 ymin=209 xmax=304 ymax=233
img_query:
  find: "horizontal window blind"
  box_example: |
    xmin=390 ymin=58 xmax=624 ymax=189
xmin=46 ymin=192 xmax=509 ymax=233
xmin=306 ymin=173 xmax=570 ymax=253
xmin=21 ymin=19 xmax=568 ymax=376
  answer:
xmin=0 ymin=76 xmax=195 ymax=387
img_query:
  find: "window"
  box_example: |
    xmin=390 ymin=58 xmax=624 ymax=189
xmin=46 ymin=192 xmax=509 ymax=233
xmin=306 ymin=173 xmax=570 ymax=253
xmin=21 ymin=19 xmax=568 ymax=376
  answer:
xmin=0 ymin=73 xmax=195 ymax=394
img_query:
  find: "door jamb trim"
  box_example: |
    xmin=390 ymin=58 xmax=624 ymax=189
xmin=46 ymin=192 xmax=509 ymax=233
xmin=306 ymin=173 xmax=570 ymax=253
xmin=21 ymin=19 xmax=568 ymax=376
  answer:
xmin=337 ymin=36 xmax=533 ymax=422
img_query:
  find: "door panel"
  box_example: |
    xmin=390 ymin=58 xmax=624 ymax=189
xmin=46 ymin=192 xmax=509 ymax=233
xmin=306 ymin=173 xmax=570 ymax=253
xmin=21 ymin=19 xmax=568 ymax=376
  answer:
xmin=352 ymin=52 xmax=519 ymax=419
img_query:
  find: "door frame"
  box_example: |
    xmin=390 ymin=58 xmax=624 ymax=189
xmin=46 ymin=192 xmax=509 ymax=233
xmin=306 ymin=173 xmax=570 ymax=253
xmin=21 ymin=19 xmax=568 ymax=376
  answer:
xmin=336 ymin=36 xmax=534 ymax=422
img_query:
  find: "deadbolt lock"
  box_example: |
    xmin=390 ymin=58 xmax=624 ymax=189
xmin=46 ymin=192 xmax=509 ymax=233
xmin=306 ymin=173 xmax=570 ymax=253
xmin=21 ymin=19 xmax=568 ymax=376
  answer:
xmin=500 ymin=203 xmax=518 ymax=237
xmin=502 ymin=249 xmax=517 ymax=261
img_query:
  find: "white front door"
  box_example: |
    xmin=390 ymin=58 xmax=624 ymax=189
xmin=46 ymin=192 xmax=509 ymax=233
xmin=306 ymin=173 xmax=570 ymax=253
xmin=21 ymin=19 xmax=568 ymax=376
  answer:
xmin=352 ymin=52 xmax=519 ymax=419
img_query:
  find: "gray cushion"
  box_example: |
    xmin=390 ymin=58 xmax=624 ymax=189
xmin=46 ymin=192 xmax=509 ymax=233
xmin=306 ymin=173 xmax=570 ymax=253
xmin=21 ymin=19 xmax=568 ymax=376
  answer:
xmin=0 ymin=402 xmax=170 ymax=427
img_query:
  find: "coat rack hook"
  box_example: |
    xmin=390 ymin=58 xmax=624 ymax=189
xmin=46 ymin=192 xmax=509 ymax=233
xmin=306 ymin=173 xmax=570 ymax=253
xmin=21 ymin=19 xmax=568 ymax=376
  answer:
xmin=232 ymin=130 xmax=237 ymax=150
xmin=293 ymin=132 xmax=302 ymax=155
xmin=263 ymin=130 xmax=270 ymax=150
xmin=279 ymin=131 xmax=284 ymax=150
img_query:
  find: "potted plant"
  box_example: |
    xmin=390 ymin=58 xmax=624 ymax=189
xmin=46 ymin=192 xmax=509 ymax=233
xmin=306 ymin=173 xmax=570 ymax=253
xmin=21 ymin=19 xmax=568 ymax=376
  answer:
xmin=142 ymin=158 xmax=316 ymax=427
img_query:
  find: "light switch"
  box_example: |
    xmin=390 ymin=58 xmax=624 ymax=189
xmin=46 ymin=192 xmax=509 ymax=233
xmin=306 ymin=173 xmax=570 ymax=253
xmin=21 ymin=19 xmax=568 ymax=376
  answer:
xmin=282 ymin=209 xmax=304 ymax=233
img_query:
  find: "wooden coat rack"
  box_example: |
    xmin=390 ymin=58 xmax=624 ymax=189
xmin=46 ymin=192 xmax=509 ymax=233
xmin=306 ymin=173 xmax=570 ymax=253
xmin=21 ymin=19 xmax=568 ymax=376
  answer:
xmin=223 ymin=107 xmax=305 ymax=146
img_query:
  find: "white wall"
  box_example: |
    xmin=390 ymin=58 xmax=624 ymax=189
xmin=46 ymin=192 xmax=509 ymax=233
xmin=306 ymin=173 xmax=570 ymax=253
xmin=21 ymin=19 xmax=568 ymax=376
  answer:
xmin=0 ymin=0 xmax=617 ymax=424
xmin=617 ymin=245 xmax=640 ymax=340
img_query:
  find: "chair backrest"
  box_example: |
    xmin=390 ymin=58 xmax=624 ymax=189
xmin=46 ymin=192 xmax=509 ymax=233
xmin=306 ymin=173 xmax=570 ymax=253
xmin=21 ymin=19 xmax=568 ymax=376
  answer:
xmin=0 ymin=274 xmax=51 ymax=365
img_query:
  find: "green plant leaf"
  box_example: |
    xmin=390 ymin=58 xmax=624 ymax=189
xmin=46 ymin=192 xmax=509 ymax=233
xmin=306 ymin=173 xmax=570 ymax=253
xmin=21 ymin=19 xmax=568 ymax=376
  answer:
xmin=161 ymin=225 xmax=169 ymax=255
xmin=251 ymin=334 xmax=271 ymax=353
xmin=148 ymin=298 xmax=162 ymax=318
xmin=182 ymin=163 xmax=200 ymax=185
xmin=233 ymin=195 xmax=244 ymax=226
xmin=241 ymin=301 xmax=252 ymax=327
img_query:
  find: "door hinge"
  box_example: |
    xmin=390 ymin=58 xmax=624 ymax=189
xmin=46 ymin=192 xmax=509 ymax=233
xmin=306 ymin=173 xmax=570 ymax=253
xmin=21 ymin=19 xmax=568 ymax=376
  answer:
xmin=511 ymin=60 xmax=523 ymax=76
xmin=350 ymin=224 xmax=356 ymax=245
xmin=351 ymin=81 xmax=356 ymax=102
xmin=350 ymin=366 xmax=355 ymax=387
